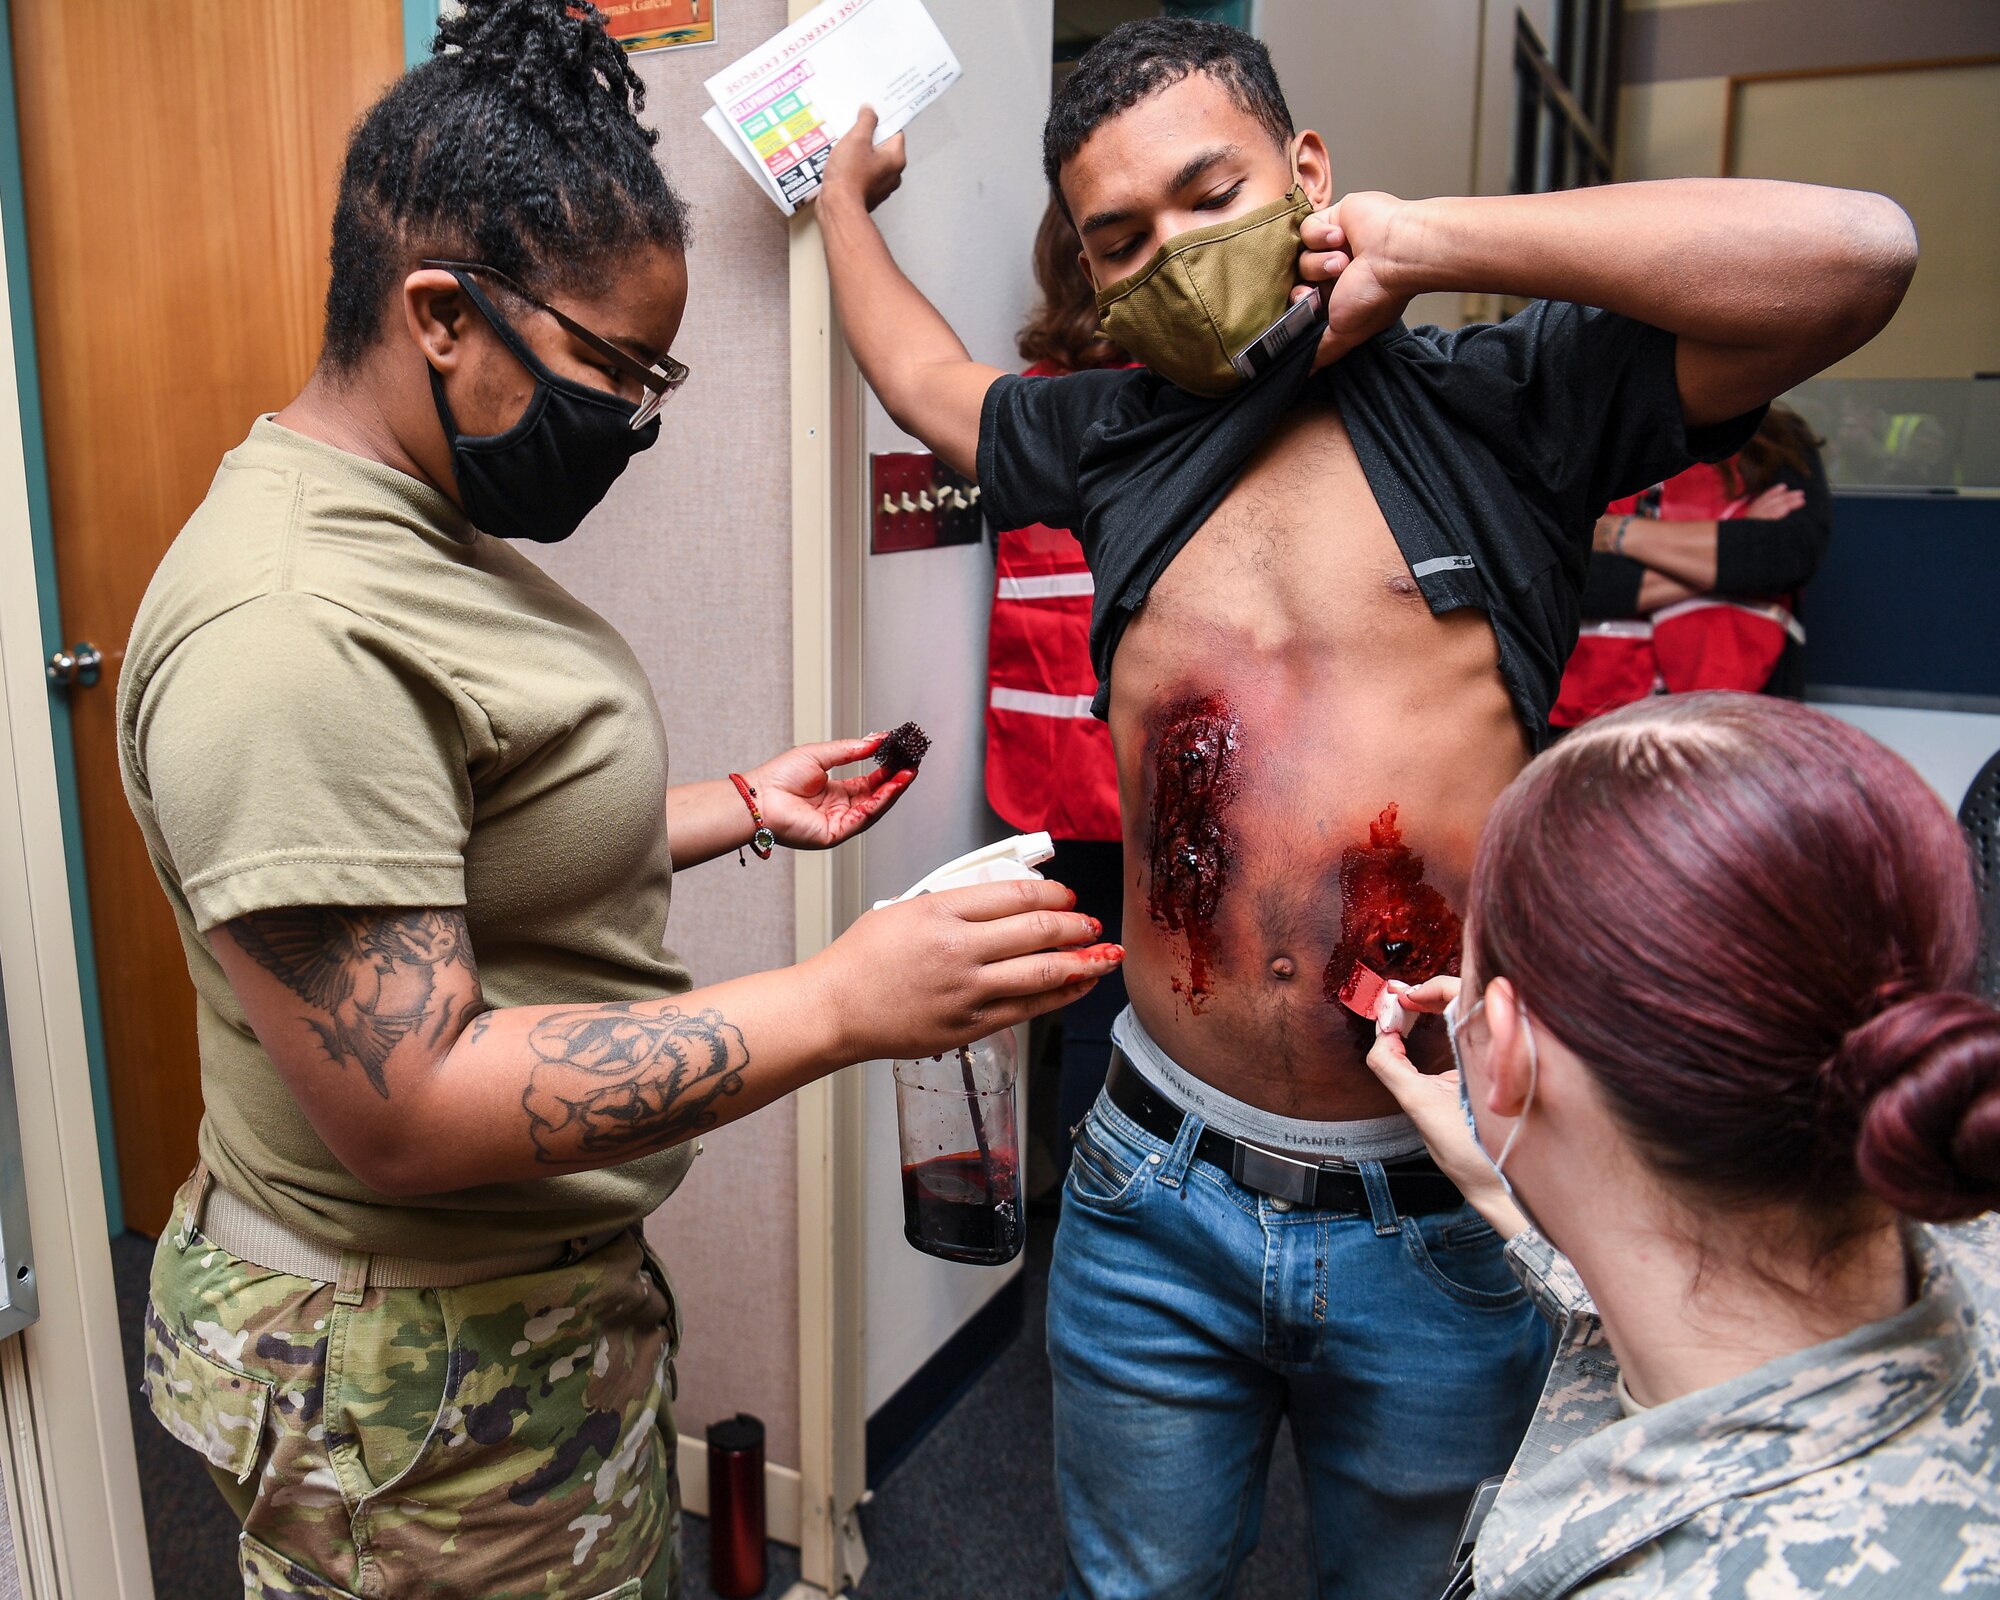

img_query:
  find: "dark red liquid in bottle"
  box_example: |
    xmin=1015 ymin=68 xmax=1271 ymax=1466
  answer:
xmin=901 ymin=1151 xmax=1023 ymax=1265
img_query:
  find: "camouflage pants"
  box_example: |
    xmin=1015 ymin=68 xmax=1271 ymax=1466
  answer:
xmin=143 ymin=1174 xmax=681 ymax=1599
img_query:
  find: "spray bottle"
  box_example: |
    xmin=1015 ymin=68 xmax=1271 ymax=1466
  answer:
xmin=881 ymin=833 xmax=1054 ymax=1264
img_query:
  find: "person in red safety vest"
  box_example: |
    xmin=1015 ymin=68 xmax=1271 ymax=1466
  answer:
xmin=987 ymin=200 xmax=1135 ymax=1169
xmin=1553 ymin=402 xmax=1831 ymax=729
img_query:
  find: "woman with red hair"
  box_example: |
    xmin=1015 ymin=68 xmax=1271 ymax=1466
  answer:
xmin=1367 ymin=693 xmax=1999 ymax=1597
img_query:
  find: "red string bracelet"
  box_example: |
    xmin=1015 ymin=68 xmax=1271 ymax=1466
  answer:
xmin=729 ymin=773 xmax=776 ymax=864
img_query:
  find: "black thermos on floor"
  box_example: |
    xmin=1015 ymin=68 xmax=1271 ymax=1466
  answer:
xmin=706 ymin=1412 xmax=767 ymax=1597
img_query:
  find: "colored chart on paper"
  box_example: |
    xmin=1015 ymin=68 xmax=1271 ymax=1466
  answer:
xmin=732 ymin=71 xmax=834 ymax=203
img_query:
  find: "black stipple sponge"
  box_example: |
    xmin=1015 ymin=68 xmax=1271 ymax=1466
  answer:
xmin=878 ymin=721 xmax=931 ymax=774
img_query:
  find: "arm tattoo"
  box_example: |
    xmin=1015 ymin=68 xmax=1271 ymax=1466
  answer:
xmin=228 ymin=907 xmax=480 ymax=1099
xmin=522 ymin=1001 xmax=749 ymax=1164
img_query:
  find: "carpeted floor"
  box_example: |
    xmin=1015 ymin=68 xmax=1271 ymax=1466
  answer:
xmin=113 ymin=1224 xmax=1310 ymax=1597
xmin=845 ymin=1223 xmax=1313 ymax=1597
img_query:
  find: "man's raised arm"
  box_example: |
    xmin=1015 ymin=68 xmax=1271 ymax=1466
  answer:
xmin=1300 ymin=179 xmax=1917 ymax=428
xmin=814 ymin=108 xmax=1005 ymax=478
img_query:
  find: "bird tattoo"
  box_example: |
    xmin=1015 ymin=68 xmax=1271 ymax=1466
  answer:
xmin=229 ymin=907 xmax=476 ymax=1098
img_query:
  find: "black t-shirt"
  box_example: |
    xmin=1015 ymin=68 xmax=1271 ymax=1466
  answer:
xmin=977 ymin=301 xmax=1765 ymax=748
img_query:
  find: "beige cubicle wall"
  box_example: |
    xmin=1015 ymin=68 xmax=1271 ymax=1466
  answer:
xmin=1260 ymin=0 xmax=1501 ymax=327
xmin=526 ymin=2 xmax=1054 ymax=1583
xmin=527 ymin=0 xmax=806 ymax=1510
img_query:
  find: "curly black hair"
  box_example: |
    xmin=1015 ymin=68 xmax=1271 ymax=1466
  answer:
xmin=321 ymin=0 xmax=692 ymax=370
xmin=1043 ymin=18 xmax=1293 ymax=204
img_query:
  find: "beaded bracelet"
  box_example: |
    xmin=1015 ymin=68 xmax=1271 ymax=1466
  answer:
xmin=728 ymin=773 xmax=776 ymax=864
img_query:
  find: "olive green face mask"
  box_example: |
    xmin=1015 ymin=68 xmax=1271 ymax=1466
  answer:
xmin=1094 ymin=181 xmax=1314 ymax=398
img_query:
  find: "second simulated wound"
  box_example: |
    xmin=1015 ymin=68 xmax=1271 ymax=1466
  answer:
xmin=1323 ymin=803 xmax=1463 ymax=1019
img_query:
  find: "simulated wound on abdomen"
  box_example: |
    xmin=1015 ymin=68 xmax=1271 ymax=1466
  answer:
xmin=1323 ymin=803 xmax=1462 ymax=1019
xmin=1144 ymin=691 xmax=1243 ymax=1014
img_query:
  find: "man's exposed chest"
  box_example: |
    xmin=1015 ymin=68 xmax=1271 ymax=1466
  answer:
xmin=1127 ymin=401 xmax=1462 ymax=666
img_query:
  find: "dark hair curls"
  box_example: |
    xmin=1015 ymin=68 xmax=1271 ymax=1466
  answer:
xmin=1468 ymin=693 xmax=2000 ymax=1233
xmin=321 ymin=0 xmax=691 ymax=370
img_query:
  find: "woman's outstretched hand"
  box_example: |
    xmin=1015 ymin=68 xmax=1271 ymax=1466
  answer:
xmin=749 ymin=733 xmax=915 ymax=851
xmin=1364 ymin=976 xmax=1529 ymax=1239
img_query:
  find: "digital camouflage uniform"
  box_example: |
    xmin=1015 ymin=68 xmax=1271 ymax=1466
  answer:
xmin=1468 ymin=1215 xmax=2000 ymax=1598
xmin=143 ymin=1175 xmax=681 ymax=1599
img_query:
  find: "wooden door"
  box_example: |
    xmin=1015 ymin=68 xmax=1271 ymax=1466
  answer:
xmin=13 ymin=0 xmax=402 ymax=1234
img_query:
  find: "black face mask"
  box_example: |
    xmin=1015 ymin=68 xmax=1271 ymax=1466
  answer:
xmin=429 ymin=271 xmax=662 ymax=544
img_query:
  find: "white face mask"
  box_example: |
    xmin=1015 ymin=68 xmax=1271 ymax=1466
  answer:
xmin=1447 ymin=991 xmax=1538 ymax=1193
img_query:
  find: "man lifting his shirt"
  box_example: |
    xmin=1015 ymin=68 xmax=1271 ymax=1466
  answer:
xmin=813 ymin=19 xmax=1914 ymax=1598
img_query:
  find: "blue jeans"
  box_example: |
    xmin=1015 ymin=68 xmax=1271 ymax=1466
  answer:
xmin=1047 ymin=1087 xmax=1553 ymax=1599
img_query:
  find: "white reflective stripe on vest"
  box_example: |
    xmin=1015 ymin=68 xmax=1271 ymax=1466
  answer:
xmin=989 ymin=686 xmax=1097 ymax=719
xmin=996 ymin=572 xmax=1096 ymax=601
xmin=1651 ymin=596 xmax=1806 ymax=647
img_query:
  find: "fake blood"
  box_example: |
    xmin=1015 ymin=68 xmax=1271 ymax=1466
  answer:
xmin=1145 ymin=692 xmax=1242 ymax=1012
xmin=901 ymin=1152 xmax=1021 ymax=1265
xmin=877 ymin=721 xmax=931 ymax=774
xmin=1323 ymin=804 xmax=1462 ymax=1013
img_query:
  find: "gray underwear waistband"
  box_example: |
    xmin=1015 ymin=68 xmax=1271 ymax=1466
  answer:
xmin=1109 ymin=1006 xmax=1427 ymax=1162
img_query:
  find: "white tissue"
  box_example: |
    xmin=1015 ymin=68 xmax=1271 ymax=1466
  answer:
xmin=873 ymin=832 xmax=1056 ymax=910
xmin=1375 ymin=986 xmax=1418 ymax=1038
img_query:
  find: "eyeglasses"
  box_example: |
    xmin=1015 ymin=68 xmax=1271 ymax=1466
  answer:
xmin=419 ymin=258 xmax=689 ymax=429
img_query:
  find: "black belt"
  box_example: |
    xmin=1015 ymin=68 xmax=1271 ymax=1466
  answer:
xmin=1106 ymin=1050 xmax=1465 ymax=1215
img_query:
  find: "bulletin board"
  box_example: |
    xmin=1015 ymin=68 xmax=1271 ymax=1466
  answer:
xmin=529 ymin=0 xmax=805 ymax=1486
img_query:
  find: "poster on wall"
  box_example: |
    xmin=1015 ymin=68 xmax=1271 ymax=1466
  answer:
xmin=601 ymin=0 xmax=716 ymax=54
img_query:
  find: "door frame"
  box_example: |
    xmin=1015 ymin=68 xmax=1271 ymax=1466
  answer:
xmin=788 ymin=196 xmax=871 ymax=1598
xmin=0 ymin=136 xmax=153 ymax=1600
xmin=0 ymin=0 xmax=122 ymax=1234
xmin=785 ymin=4 xmax=871 ymax=1590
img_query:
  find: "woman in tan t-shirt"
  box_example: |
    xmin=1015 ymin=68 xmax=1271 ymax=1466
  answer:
xmin=118 ymin=4 xmax=1122 ymax=1595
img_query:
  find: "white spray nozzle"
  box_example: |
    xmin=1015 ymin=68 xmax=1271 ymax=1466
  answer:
xmin=874 ymin=832 xmax=1056 ymax=910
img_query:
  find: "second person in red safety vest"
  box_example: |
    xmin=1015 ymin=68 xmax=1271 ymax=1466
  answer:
xmin=986 ymin=200 xmax=1136 ymax=1166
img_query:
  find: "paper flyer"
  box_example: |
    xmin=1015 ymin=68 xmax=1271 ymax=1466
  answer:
xmin=701 ymin=0 xmax=961 ymax=215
